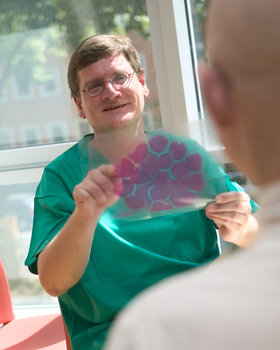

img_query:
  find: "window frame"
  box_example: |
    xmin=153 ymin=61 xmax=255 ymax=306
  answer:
xmin=0 ymin=142 xmax=75 ymax=185
xmin=146 ymin=0 xmax=204 ymax=133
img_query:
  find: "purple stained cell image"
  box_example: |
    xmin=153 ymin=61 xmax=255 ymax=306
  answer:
xmin=149 ymin=135 xmax=169 ymax=153
xmin=133 ymin=168 xmax=150 ymax=185
xmin=167 ymin=178 xmax=189 ymax=196
xmin=158 ymin=153 xmax=172 ymax=170
xmin=185 ymin=153 xmax=202 ymax=172
xmin=151 ymin=200 xmax=173 ymax=212
xmin=188 ymin=173 xmax=205 ymax=191
xmin=150 ymin=186 xmax=168 ymax=201
xmin=120 ymin=179 xmax=134 ymax=197
xmin=125 ymin=196 xmax=148 ymax=210
xmin=140 ymin=153 xmax=159 ymax=176
xmin=171 ymin=161 xmax=188 ymax=178
xmin=129 ymin=143 xmax=149 ymax=164
xmin=170 ymin=141 xmax=187 ymax=161
xmin=170 ymin=191 xmax=197 ymax=208
xmin=116 ymin=135 xmax=207 ymax=216
xmin=119 ymin=158 xmax=136 ymax=178
xmin=152 ymin=172 xmax=170 ymax=188
xmin=134 ymin=182 xmax=151 ymax=198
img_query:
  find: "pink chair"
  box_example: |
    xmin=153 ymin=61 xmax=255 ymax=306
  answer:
xmin=0 ymin=258 xmax=71 ymax=350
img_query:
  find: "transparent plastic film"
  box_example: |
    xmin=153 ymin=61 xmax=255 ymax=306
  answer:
xmin=80 ymin=129 xmax=228 ymax=223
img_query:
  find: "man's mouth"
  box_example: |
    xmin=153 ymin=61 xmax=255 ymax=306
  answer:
xmin=103 ymin=103 xmax=127 ymax=112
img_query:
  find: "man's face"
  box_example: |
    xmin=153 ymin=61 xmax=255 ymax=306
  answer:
xmin=74 ymin=54 xmax=149 ymax=134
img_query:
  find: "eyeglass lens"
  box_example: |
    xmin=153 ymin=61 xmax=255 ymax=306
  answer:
xmin=86 ymin=72 xmax=133 ymax=96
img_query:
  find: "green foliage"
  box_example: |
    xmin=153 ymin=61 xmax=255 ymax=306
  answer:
xmin=193 ymin=0 xmax=208 ymax=36
xmin=0 ymin=0 xmax=149 ymax=50
xmin=194 ymin=0 xmax=208 ymax=21
xmin=191 ymin=0 xmax=209 ymax=60
xmin=0 ymin=0 xmax=149 ymax=93
xmin=0 ymin=0 xmax=208 ymax=97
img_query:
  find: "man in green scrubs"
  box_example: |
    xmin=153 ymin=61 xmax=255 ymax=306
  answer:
xmin=25 ymin=34 xmax=259 ymax=350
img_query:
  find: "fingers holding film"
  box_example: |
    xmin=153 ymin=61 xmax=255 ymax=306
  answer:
xmin=73 ymin=164 xmax=122 ymax=209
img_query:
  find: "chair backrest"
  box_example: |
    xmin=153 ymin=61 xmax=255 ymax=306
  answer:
xmin=0 ymin=258 xmax=72 ymax=348
xmin=0 ymin=258 xmax=15 ymax=324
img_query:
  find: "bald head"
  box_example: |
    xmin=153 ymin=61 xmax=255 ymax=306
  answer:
xmin=200 ymin=0 xmax=280 ymax=186
xmin=206 ymin=0 xmax=280 ymax=78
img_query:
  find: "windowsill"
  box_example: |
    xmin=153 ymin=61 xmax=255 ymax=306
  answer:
xmin=13 ymin=304 xmax=60 ymax=319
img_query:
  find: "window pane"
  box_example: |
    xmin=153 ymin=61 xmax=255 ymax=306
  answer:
xmin=190 ymin=0 xmax=206 ymax=62
xmin=0 ymin=182 xmax=56 ymax=306
xmin=0 ymin=0 xmax=161 ymax=150
xmin=186 ymin=0 xmax=221 ymax=151
xmin=189 ymin=0 xmax=258 ymax=199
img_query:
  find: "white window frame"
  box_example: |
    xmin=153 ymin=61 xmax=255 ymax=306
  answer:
xmin=146 ymin=0 xmax=202 ymax=132
xmin=146 ymin=0 xmax=225 ymax=163
xmin=0 ymin=142 xmax=76 ymax=185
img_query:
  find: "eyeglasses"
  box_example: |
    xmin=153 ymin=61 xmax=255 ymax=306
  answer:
xmin=80 ymin=71 xmax=135 ymax=97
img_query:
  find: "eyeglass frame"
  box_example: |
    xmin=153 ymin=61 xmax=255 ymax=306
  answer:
xmin=79 ymin=71 xmax=135 ymax=97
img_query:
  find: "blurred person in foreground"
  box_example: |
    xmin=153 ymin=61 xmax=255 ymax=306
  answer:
xmin=105 ymin=1 xmax=280 ymax=349
xmin=25 ymin=34 xmax=258 ymax=350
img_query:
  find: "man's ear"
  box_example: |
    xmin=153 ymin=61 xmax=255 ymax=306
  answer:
xmin=143 ymin=85 xmax=150 ymax=97
xmin=198 ymin=63 xmax=231 ymax=128
xmin=74 ymin=96 xmax=86 ymax=119
xmin=139 ymin=73 xmax=150 ymax=98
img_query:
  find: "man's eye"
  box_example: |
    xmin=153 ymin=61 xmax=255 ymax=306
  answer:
xmin=88 ymin=83 xmax=102 ymax=92
xmin=113 ymin=74 xmax=127 ymax=84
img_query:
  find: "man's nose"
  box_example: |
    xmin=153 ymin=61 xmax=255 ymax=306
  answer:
xmin=101 ymin=82 xmax=121 ymax=99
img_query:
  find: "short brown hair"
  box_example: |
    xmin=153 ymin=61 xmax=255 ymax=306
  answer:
xmin=67 ymin=34 xmax=144 ymax=98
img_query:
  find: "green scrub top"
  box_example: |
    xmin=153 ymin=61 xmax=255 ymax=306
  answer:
xmin=25 ymin=131 xmax=258 ymax=350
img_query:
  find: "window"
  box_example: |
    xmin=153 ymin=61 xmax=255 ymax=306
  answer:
xmin=21 ymin=126 xmax=41 ymax=146
xmin=0 ymin=128 xmax=14 ymax=148
xmin=0 ymin=5 xmax=160 ymax=151
xmin=0 ymin=183 xmax=54 ymax=306
xmin=12 ymin=73 xmax=34 ymax=101
xmin=145 ymin=0 xmax=222 ymax=157
xmin=39 ymin=66 xmax=62 ymax=98
xmin=185 ymin=0 xmax=258 ymax=197
xmin=0 ymin=86 xmax=8 ymax=104
xmin=46 ymin=122 xmax=68 ymax=143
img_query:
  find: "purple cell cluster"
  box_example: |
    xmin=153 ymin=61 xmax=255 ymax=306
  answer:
xmin=116 ymin=135 xmax=205 ymax=212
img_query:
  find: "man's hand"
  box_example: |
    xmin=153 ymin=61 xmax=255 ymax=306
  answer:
xmin=73 ymin=164 xmax=122 ymax=220
xmin=38 ymin=164 xmax=122 ymax=297
xmin=205 ymin=191 xmax=259 ymax=247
